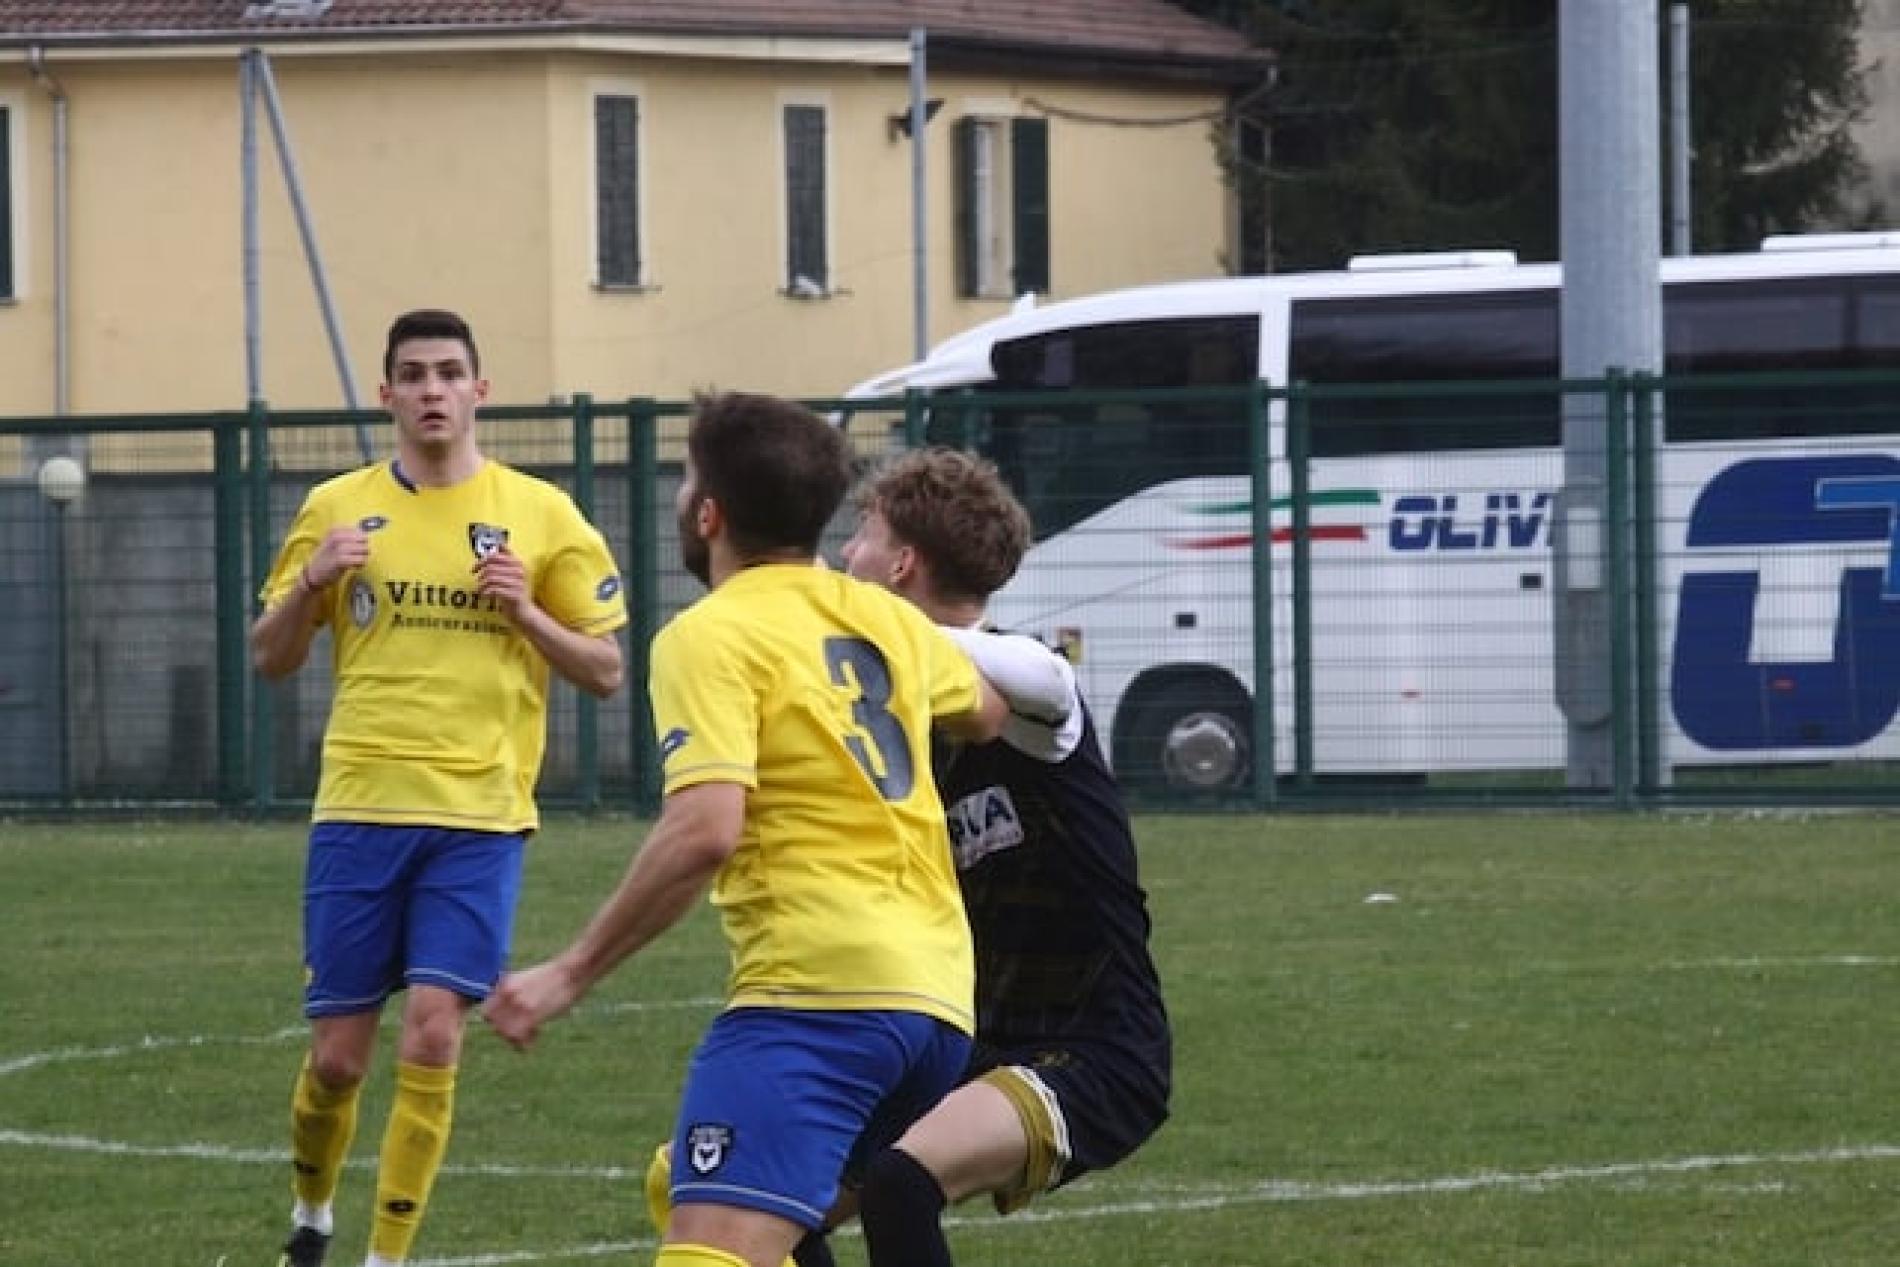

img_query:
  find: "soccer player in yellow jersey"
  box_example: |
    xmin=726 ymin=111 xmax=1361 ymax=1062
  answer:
xmin=484 ymin=391 xmax=1007 ymax=1267
xmin=250 ymin=310 xmax=627 ymax=1267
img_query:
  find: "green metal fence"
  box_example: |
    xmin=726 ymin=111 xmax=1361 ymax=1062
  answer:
xmin=3 ymin=370 xmax=1897 ymax=813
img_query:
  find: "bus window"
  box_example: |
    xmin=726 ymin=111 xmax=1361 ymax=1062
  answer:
xmin=936 ymin=315 xmax=1258 ymax=539
xmin=1664 ymin=275 xmax=1900 ymax=442
xmin=1288 ymin=289 xmax=1561 ymax=456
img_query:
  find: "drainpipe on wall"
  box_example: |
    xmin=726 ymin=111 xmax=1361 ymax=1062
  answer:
xmin=26 ymin=46 xmax=69 ymax=422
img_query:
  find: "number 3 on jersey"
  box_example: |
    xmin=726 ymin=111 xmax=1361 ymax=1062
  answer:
xmin=824 ymin=636 xmax=916 ymax=800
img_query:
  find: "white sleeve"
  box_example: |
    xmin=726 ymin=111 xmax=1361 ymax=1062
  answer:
xmin=940 ymin=625 xmax=1084 ymax=763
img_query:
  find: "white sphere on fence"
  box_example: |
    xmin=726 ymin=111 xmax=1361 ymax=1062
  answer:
xmin=37 ymin=455 xmax=87 ymax=505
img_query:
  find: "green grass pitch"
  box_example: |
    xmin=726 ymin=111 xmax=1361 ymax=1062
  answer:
xmin=5 ymin=813 xmax=1900 ymax=1265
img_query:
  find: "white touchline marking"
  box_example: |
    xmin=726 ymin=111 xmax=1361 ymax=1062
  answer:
xmin=1664 ymin=956 xmax=1900 ymax=970
xmin=0 ymin=998 xmax=722 ymax=1079
xmin=0 ymin=1001 xmax=727 ymax=1179
xmin=0 ymin=1131 xmax=643 ymax=1177
xmin=396 ymin=1144 xmax=1900 ymax=1266
xmin=0 ymin=1028 xmax=309 ymax=1077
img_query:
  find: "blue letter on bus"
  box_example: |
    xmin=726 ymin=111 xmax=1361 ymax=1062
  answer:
xmin=1672 ymin=456 xmax=1900 ymax=751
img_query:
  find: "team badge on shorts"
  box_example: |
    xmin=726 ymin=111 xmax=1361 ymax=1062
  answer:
xmin=686 ymin=1123 xmax=734 ymax=1175
xmin=468 ymin=522 xmax=510 ymax=560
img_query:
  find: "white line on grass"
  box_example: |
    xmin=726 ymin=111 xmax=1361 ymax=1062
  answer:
xmin=0 ymin=1027 xmax=308 ymax=1077
xmin=399 ymin=1144 xmax=1900 ymax=1267
xmin=1664 ymin=955 xmax=1900 ymax=970
xmin=0 ymin=997 xmax=721 ymax=1079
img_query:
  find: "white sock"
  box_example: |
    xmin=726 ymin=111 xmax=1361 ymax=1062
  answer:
xmin=363 ymin=1255 xmax=403 ymax=1267
xmin=291 ymin=1200 xmax=334 ymax=1236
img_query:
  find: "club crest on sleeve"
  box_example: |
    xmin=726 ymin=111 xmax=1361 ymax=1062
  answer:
xmin=687 ymin=1123 xmax=733 ymax=1175
xmin=659 ymin=727 xmax=691 ymax=760
xmin=358 ymin=515 xmax=388 ymax=533
xmin=468 ymin=522 xmax=510 ymax=560
xmin=596 ymin=575 xmax=622 ymax=601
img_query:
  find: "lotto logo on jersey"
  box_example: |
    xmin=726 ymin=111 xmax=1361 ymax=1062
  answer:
xmin=1672 ymin=455 xmax=1900 ymax=751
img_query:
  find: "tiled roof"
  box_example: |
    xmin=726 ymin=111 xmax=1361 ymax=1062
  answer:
xmin=0 ymin=1 xmax=1268 ymax=71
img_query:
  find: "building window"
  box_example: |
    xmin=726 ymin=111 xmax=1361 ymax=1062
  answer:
xmin=0 ymin=104 xmax=13 ymax=301
xmin=954 ymin=116 xmax=1049 ymax=299
xmin=594 ymin=94 xmax=641 ymax=288
xmin=783 ymin=103 xmax=828 ymax=295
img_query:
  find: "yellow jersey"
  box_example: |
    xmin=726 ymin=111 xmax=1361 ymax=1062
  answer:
xmin=651 ymin=564 xmax=981 ymax=1033
xmin=260 ymin=460 xmax=627 ymax=831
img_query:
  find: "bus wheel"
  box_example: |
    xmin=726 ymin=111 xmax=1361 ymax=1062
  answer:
xmin=1122 ymin=678 xmax=1252 ymax=795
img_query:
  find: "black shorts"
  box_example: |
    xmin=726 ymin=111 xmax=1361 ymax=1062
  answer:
xmin=966 ymin=1036 xmax=1171 ymax=1212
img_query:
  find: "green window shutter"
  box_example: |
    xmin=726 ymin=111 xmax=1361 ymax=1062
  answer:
xmin=953 ymin=117 xmax=981 ymax=298
xmin=784 ymin=104 xmax=828 ymax=290
xmin=1011 ymin=116 xmax=1049 ymax=296
xmin=594 ymin=96 xmax=641 ymax=286
xmin=0 ymin=107 xmax=12 ymax=300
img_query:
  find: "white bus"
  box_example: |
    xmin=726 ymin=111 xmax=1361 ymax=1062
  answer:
xmin=842 ymin=236 xmax=1900 ymax=794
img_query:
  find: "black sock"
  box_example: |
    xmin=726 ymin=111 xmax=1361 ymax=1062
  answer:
xmin=860 ymin=1148 xmax=953 ymax=1267
xmin=793 ymin=1231 xmax=838 ymax=1267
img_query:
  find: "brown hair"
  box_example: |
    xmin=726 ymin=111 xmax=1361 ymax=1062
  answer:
xmin=858 ymin=447 xmax=1032 ymax=601
xmin=382 ymin=309 xmax=479 ymax=380
xmin=688 ymin=391 xmax=853 ymax=557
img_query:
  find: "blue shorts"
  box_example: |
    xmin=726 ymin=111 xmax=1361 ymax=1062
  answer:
xmin=302 ymin=822 xmax=526 ymax=1018
xmin=668 ymin=1007 xmax=972 ymax=1229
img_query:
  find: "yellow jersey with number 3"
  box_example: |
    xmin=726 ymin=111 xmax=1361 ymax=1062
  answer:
xmin=651 ymin=563 xmax=981 ymax=1033
xmin=260 ymin=460 xmax=627 ymax=831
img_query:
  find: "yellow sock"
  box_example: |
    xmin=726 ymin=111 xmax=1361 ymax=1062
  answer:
xmin=290 ymin=1055 xmax=361 ymax=1210
xmin=644 ymin=1141 xmax=674 ymax=1236
xmin=654 ymin=1246 xmax=748 ymax=1267
xmin=368 ymin=1060 xmax=457 ymax=1263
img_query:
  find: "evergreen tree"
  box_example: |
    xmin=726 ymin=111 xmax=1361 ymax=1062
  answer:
xmin=1180 ymin=0 xmax=1872 ymax=271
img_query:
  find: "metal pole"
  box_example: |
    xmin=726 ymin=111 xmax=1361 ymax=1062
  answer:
xmin=1669 ymin=3 xmax=1691 ymax=256
xmin=628 ymin=397 xmax=661 ymax=815
xmin=909 ymin=27 xmax=930 ymax=360
xmin=27 ymin=48 xmax=69 ymax=416
xmin=1248 ymin=380 xmax=1275 ymax=809
xmin=242 ymin=50 xmax=263 ymax=406
xmin=572 ymin=393 xmax=599 ymax=811
xmin=253 ymin=49 xmax=372 ymax=460
xmin=1557 ymin=0 xmax=1663 ymax=790
xmin=53 ymin=504 xmax=71 ymax=802
xmin=248 ymin=398 xmax=276 ymax=811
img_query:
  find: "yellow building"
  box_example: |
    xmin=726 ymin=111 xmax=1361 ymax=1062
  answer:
xmin=0 ymin=0 xmax=1268 ymax=416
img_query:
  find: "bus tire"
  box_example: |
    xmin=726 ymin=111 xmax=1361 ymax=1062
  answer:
xmin=1118 ymin=675 xmax=1253 ymax=796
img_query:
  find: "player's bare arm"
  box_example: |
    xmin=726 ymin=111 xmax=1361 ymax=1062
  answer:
xmin=249 ymin=524 xmax=369 ymax=679
xmin=474 ymin=545 xmax=624 ymax=697
xmin=482 ymin=780 xmax=744 ymax=1049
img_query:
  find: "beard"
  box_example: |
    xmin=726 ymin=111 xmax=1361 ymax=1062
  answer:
xmin=678 ymin=494 xmax=711 ymax=587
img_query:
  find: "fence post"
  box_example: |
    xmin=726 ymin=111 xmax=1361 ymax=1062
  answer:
xmin=571 ymin=393 xmax=600 ymax=811
xmin=246 ymin=398 xmax=275 ymax=812
xmin=1606 ymin=371 xmax=1635 ymax=809
xmin=903 ymin=387 xmax=927 ymax=448
xmin=628 ymin=397 xmax=661 ymax=814
xmin=1630 ymin=372 xmax=1662 ymax=800
xmin=213 ymin=415 xmax=248 ymax=806
xmin=1248 ymin=380 xmax=1277 ymax=809
xmin=1288 ymin=382 xmax=1315 ymax=790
